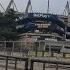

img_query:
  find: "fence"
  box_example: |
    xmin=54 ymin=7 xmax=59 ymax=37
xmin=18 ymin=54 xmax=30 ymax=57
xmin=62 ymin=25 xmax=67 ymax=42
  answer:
xmin=0 ymin=55 xmax=28 ymax=70
xmin=30 ymin=58 xmax=70 ymax=70
xmin=0 ymin=41 xmax=70 ymax=57
xmin=0 ymin=55 xmax=70 ymax=70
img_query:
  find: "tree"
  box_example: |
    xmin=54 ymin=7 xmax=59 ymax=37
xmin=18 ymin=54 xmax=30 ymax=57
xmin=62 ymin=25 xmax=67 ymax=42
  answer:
xmin=0 ymin=8 xmax=19 ymax=41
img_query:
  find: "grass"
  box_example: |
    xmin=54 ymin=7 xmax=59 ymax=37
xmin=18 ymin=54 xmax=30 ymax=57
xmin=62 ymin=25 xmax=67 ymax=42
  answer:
xmin=25 ymin=49 xmax=70 ymax=58
xmin=28 ymin=51 xmax=49 ymax=57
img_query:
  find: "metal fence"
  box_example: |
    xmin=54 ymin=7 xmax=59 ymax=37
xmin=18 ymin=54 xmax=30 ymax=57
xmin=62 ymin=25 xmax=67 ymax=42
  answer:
xmin=30 ymin=58 xmax=70 ymax=70
xmin=0 ymin=41 xmax=70 ymax=57
xmin=0 ymin=55 xmax=28 ymax=70
xmin=0 ymin=55 xmax=70 ymax=70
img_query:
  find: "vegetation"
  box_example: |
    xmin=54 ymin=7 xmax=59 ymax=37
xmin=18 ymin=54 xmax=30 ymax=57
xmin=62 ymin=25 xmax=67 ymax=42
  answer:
xmin=0 ymin=8 xmax=19 ymax=41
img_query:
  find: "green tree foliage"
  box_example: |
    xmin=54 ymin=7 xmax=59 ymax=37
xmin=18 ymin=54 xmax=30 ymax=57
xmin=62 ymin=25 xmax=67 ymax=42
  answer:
xmin=0 ymin=8 xmax=19 ymax=41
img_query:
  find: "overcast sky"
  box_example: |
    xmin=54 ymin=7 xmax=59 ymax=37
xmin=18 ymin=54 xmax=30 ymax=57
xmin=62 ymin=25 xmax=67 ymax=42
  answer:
xmin=0 ymin=0 xmax=70 ymax=15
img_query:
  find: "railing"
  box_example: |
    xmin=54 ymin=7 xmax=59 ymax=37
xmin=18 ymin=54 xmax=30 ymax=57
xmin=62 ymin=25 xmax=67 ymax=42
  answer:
xmin=0 ymin=55 xmax=70 ymax=70
xmin=0 ymin=41 xmax=70 ymax=58
xmin=0 ymin=55 xmax=28 ymax=70
xmin=30 ymin=58 xmax=70 ymax=70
